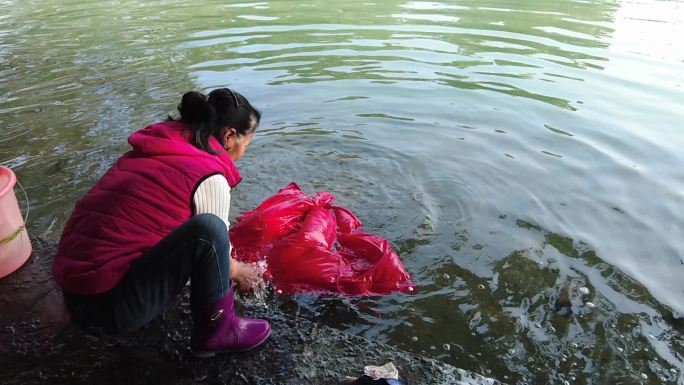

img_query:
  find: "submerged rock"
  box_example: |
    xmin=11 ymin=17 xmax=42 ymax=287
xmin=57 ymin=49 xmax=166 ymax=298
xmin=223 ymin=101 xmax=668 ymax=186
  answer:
xmin=0 ymin=238 xmax=502 ymax=385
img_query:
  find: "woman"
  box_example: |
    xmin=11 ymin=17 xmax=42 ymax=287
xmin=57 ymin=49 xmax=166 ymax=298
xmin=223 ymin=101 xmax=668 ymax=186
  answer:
xmin=52 ymin=88 xmax=270 ymax=357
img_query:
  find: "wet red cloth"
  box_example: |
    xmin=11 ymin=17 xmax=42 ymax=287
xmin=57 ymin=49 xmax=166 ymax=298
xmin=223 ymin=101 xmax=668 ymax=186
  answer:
xmin=230 ymin=182 xmax=414 ymax=296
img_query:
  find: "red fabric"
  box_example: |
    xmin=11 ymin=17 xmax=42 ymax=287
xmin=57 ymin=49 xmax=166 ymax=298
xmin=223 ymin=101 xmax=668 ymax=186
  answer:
xmin=230 ymin=182 xmax=415 ymax=296
xmin=300 ymin=207 xmax=336 ymax=249
xmin=227 ymin=184 xmax=314 ymax=264
xmin=331 ymin=206 xmax=363 ymax=234
xmin=53 ymin=121 xmax=241 ymax=295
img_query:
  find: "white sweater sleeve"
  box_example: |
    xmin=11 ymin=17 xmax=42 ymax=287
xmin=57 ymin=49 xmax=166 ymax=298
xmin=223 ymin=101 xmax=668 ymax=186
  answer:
xmin=193 ymin=174 xmax=232 ymax=230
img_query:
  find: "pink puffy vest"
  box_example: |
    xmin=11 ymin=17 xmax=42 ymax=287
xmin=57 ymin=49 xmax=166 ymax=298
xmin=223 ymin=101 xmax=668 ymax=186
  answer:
xmin=52 ymin=120 xmax=242 ymax=295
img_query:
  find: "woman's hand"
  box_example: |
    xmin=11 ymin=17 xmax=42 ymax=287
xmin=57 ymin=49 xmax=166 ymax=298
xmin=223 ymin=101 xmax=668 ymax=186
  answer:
xmin=230 ymin=257 xmax=259 ymax=291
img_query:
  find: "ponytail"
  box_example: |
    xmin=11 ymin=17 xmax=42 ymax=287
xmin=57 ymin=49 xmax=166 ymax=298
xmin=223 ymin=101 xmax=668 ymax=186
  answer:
xmin=178 ymin=91 xmax=219 ymax=154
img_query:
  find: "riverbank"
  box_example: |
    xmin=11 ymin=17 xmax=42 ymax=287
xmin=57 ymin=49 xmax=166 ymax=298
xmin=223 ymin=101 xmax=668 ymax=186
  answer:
xmin=0 ymin=239 xmax=500 ymax=385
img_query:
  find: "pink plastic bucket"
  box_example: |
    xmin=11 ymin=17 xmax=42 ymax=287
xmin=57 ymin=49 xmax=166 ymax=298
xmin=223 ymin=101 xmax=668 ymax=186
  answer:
xmin=0 ymin=166 xmax=31 ymax=278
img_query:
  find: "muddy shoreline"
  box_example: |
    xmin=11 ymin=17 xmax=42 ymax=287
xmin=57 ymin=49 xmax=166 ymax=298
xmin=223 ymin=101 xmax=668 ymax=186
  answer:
xmin=0 ymin=239 xmax=499 ymax=384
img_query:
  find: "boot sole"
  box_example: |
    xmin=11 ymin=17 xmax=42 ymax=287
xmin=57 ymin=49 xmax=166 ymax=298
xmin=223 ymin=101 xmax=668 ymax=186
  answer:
xmin=192 ymin=329 xmax=271 ymax=358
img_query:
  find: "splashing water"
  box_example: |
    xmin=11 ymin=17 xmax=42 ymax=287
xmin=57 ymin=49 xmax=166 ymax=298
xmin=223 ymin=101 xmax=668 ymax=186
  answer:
xmin=239 ymin=260 xmax=272 ymax=307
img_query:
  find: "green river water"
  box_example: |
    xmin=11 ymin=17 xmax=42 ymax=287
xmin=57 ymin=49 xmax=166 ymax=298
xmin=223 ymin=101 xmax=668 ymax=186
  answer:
xmin=1 ymin=0 xmax=683 ymax=383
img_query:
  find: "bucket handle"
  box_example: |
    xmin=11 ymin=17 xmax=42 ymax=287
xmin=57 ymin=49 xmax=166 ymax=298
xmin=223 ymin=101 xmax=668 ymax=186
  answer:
xmin=0 ymin=179 xmax=30 ymax=246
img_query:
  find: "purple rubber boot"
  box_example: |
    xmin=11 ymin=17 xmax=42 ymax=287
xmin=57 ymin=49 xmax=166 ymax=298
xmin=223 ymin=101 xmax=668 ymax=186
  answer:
xmin=191 ymin=286 xmax=271 ymax=357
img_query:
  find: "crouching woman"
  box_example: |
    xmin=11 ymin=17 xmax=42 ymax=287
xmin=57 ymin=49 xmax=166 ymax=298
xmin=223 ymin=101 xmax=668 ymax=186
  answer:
xmin=52 ymin=88 xmax=270 ymax=357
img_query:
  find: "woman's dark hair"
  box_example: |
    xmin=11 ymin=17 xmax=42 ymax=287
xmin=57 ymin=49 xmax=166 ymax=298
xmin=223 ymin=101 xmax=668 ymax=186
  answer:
xmin=177 ymin=88 xmax=261 ymax=154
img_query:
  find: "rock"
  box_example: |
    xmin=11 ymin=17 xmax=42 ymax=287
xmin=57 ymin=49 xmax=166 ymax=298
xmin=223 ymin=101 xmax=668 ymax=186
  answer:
xmin=555 ymin=285 xmax=571 ymax=310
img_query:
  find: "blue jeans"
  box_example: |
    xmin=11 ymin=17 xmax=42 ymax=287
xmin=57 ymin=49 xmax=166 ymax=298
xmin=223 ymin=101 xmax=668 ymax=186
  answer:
xmin=63 ymin=214 xmax=231 ymax=336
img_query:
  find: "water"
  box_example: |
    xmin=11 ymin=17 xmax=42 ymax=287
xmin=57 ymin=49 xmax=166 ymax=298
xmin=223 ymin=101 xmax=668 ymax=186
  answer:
xmin=1 ymin=0 xmax=683 ymax=383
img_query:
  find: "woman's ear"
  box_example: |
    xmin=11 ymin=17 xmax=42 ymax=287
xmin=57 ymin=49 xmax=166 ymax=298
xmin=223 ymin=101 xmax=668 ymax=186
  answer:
xmin=221 ymin=127 xmax=237 ymax=149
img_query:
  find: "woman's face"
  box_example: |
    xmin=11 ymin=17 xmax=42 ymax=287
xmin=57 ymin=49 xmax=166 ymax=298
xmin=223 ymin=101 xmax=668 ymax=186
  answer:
xmin=227 ymin=130 xmax=254 ymax=161
xmin=222 ymin=117 xmax=256 ymax=161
